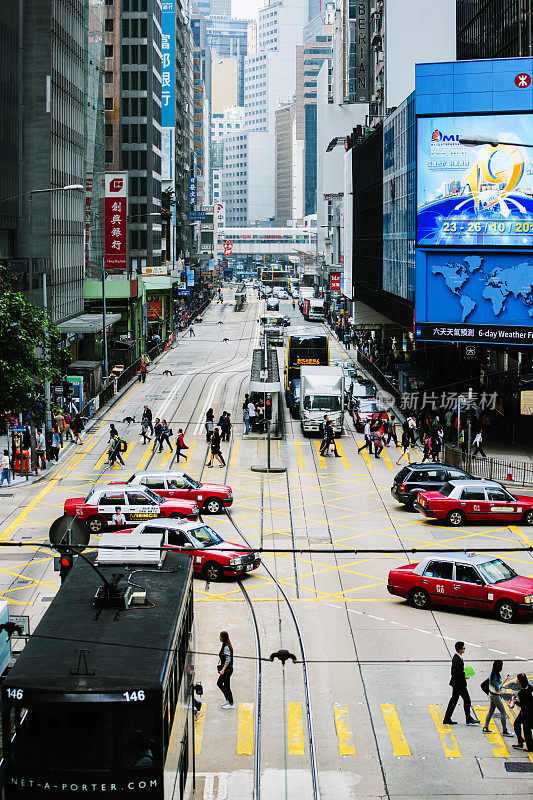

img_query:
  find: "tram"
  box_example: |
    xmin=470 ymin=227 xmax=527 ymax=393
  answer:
xmin=1 ymin=550 xmax=194 ymax=799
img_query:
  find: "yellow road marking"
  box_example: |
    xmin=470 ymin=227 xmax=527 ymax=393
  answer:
xmin=194 ymin=707 xmax=206 ymax=755
xmin=335 ymin=441 xmax=351 ymax=470
xmin=380 ymin=446 xmax=394 ymax=470
xmin=509 ymin=524 xmax=533 ymax=548
xmin=313 ymin=440 xmax=327 ymax=469
xmin=181 ymin=440 xmax=197 ymax=467
xmin=474 ymin=706 xmax=509 ymax=757
xmin=356 ymin=441 xmax=374 ymax=470
xmin=380 ymin=704 xmax=411 ymax=756
xmin=506 ymin=706 xmax=533 ymax=762
xmin=294 ymin=440 xmax=305 ymax=469
xmin=157 ymin=446 xmax=173 ymax=469
xmin=287 ymin=702 xmax=304 ymax=755
xmin=230 ymin=440 xmax=240 ymax=471
xmin=429 ymin=705 xmax=462 ymax=757
xmin=333 ymin=705 xmax=356 ymax=755
xmin=134 ymin=444 xmax=153 ymax=471
xmin=93 ymin=449 xmax=109 ymax=471
xmin=1 ymin=479 xmax=59 ymax=541
xmin=82 ymin=442 xmax=97 ymax=455
xmin=237 ymin=702 xmax=254 ymax=755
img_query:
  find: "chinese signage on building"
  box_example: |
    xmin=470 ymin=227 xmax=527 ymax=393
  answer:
xmin=348 ymin=0 xmax=370 ymax=103
xmin=330 ymin=272 xmax=341 ymax=291
xmin=161 ymin=1 xmax=176 ymax=182
xmin=105 ymin=172 xmax=128 ymax=271
xmin=188 ymin=177 xmax=198 ymax=205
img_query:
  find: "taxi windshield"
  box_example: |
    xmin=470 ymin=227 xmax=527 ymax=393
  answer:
xmin=183 ymin=474 xmax=200 ymax=488
xmin=477 ymin=559 xmax=517 ymax=584
xmin=190 ymin=525 xmax=223 ymax=546
xmin=142 ymin=488 xmax=161 ymax=504
xmin=85 ymin=490 xmax=95 ymax=503
xmin=439 ymin=482 xmax=455 ymax=497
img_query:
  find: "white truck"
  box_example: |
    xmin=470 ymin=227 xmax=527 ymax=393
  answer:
xmin=308 ymin=297 xmax=325 ymax=321
xmin=300 ymin=366 xmax=345 ymax=436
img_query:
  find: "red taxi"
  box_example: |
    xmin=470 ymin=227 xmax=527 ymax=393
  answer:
xmin=387 ymin=552 xmax=533 ymax=622
xmin=120 ymin=519 xmax=261 ymax=581
xmin=109 ymin=471 xmax=232 ymax=515
xmin=415 ymin=479 xmax=533 ymax=527
xmin=64 ymin=485 xmax=200 ymax=534
xmin=353 ymin=400 xmax=389 ymax=433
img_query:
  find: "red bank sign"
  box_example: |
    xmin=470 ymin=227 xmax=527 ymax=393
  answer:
xmin=105 ymin=172 xmax=128 ymax=270
xmin=330 ymin=272 xmax=341 ymax=291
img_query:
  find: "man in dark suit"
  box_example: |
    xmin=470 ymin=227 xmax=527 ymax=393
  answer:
xmin=443 ymin=641 xmax=479 ymax=725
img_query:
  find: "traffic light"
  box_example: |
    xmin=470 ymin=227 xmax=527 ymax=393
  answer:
xmin=59 ymin=552 xmax=74 ymax=584
xmin=265 ymin=394 xmax=272 ymax=421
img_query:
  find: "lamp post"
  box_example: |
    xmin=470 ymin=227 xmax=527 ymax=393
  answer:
xmin=28 ymin=184 xmax=84 ymax=435
xmin=459 ymin=135 xmax=533 ymax=148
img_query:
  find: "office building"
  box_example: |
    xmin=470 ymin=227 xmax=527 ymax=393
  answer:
xmin=457 ymin=0 xmax=533 ymax=59
xmin=212 ymin=58 xmax=239 ymax=112
xmin=0 ymin=1 xmax=22 ymax=262
xmin=212 ymin=106 xmax=244 ymax=214
xmin=175 ymin=5 xmax=194 ymax=260
xmin=275 ymin=103 xmax=295 ymax=226
xmin=85 ymin=0 xmax=106 ymax=280
xmin=191 ymin=11 xmax=212 ymax=206
xmin=206 ymin=17 xmax=250 ymax=106
xmin=195 ymin=0 xmax=231 ymax=17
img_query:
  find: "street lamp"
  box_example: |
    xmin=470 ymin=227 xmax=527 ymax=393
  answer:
xmin=459 ymin=135 xmax=533 ymax=148
xmin=28 ymin=184 xmax=84 ymax=436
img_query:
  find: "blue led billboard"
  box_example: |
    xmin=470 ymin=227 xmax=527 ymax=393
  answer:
xmin=417 ymin=114 xmax=533 ymax=248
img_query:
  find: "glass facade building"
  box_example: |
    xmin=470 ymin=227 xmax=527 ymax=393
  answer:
xmin=195 ymin=0 xmax=231 ymax=18
xmin=206 ymin=18 xmax=249 ymax=107
xmin=457 ymin=0 xmax=533 ymax=60
xmin=0 ymin=1 xmax=21 ymax=261
xmin=383 ymin=93 xmax=416 ymax=302
xmin=85 ymin=0 xmax=106 ymax=280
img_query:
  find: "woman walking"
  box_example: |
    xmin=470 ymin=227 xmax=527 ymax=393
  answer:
xmin=205 ymin=409 xmax=214 ymax=442
xmin=175 ymin=429 xmax=189 ymax=461
xmin=71 ymin=413 xmax=84 ymax=445
xmin=395 ymin=425 xmax=412 ymax=466
xmin=159 ymin=420 xmax=173 ymax=452
xmin=207 ymin=427 xmax=226 ymax=468
xmin=217 ymin=631 xmax=234 ymax=709
xmin=483 ymin=661 xmax=512 ymax=736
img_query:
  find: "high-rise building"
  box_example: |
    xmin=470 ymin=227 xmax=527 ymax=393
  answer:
xmin=211 ymin=58 xmax=239 ymax=112
xmin=456 ymin=0 xmax=533 ymax=60
xmin=191 ymin=11 xmax=212 ymax=205
xmin=175 ymin=4 xmax=194 ymax=260
xmin=275 ymin=102 xmax=295 ymax=226
xmin=0 ymin=1 xmax=22 ymax=262
xmin=206 ymin=17 xmax=250 ymax=106
xmin=195 ymin=0 xmax=231 ymax=18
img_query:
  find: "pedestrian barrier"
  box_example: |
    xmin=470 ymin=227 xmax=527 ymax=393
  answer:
xmin=443 ymin=444 xmax=533 ymax=488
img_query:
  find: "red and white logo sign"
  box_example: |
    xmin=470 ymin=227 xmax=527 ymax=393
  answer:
xmin=105 ymin=172 xmax=128 ymax=270
xmin=330 ymin=272 xmax=341 ymax=291
xmin=223 ymin=240 xmax=233 ymax=256
xmin=515 ymin=73 xmax=531 ymax=88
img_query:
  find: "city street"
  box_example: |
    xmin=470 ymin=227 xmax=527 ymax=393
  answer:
xmin=1 ymin=289 xmax=532 ymax=800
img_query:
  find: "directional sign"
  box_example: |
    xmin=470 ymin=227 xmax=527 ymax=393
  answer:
xmin=9 ymin=426 xmax=26 ymax=433
xmin=8 ymin=615 xmax=30 ymax=636
xmin=189 ymin=210 xmax=206 ymax=221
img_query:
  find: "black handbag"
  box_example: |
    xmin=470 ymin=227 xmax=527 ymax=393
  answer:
xmin=480 ymin=678 xmax=490 ymax=695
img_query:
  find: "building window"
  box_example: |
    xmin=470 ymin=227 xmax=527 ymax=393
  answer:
xmin=105 ymin=123 xmax=113 ymax=137
xmin=105 ymin=0 xmax=113 ymax=5
xmin=105 ymin=97 xmax=114 ymax=110
xmin=105 ymin=44 xmax=114 ymax=58
xmin=105 ymin=18 xmax=113 ymax=32
xmin=105 ymin=150 xmax=114 ymax=163
xmin=104 ymin=71 xmax=113 ymax=84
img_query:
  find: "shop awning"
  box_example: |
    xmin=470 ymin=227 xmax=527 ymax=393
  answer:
xmin=57 ymin=313 xmax=122 ymax=334
xmin=141 ymin=276 xmax=177 ymax=290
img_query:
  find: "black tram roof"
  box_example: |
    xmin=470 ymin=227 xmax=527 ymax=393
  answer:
xmin=3 ymin=553 xmax=193 ymax=694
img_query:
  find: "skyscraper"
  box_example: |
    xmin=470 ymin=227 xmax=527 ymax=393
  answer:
xmin=456 ymin=0 xmax=533 ymax=60
xmin=206 ymin=17 xmax=250 ymax=107
xmin=195 ymin=0 xmax=231 ymax=18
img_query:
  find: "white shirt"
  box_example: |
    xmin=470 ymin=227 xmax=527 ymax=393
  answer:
xmin=1 ymin=455 xmax=9 ymax=469
xmin=36 ymin=433 xmax=45 ymax=451
xmin=112 ymin=513 xmax=126 ymax=526
xmin=247 ymin=402 xmax=256 ymax=418
xmin=364 ymin=422 xmax=371 ymax=437
xmin=473 ymin=433 xmax=482 ymax=446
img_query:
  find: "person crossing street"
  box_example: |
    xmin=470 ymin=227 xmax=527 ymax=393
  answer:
xmin=442 ymin=641 xmax=479 ymax=726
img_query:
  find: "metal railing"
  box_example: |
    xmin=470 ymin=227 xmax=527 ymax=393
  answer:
xmin=443 ymin=444 xmax=533 ymax=487
xmin=357 ymin=352 xmax=401 ymax=404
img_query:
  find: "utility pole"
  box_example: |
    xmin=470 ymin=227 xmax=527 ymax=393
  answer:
xmin=102 ymin=258 xmax=109 ymax=379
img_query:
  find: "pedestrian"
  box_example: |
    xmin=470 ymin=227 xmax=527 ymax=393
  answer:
xmin=159 ymin=420 xmax=173 ymax=452
xmin=205 ymin=409 xmax=214 ymax=442
xmin=142 ymin=405 xmax=154 ymax=436
xmin=373 ymin=427 xmax=384 ymax=459
xmin=35 ymin=428 xmax=46 ymax=470
xmin=358 ymin=420 xmax=373 ymax=455
xmin=421 ymin=434 xmax=432 ymax=463
xmin=140 ymin=417 xmax=151 ymax=444
xmin=255 ymin=401 xmax=265 ymax=433
xmin=175 ymin=429 xmax=189 ymax=461
xmin=152 ymin=418 xmax=163 ymax=451
xmin=207 ymin=427 xmax=226 ymax=468
xmin=71 ymin=414 xmax=84 ymax=445
xmin=219 ymin=411 xmax=232 ymax=442
xmin=243 ymin=404 xmax=250 ymax=435
xmin=442 ymin=641 xmax=479 ymax=726
xmin=108 ymin=434 xmax=125 ymax=467
xmin=217 ymin=631 xmax=234 ymax=709
xmin=482 ymin=660 xmax=512 ymax=737
xmin=0 ymin=450 xmax=11 ymax=486
xmin=431 ymin=432 xmax=442 ymax=463
xmin=63 ymin=410 xmax=73 ymax=442
xmin=110 ymin=423 xmax=119 ymax=439
xmin=140 ymin=361 xmax=147 ymax=383
xmin=247 ymin=399 xmax=256 ymax=432
xmin=324 ymin=419 xmax=340 ymax=457
xmin=406 ymin=415 xmax=417 ymax=447
xmin=386 ymin=413 xmax=399 ymax=447
xmin=50 ymin=429 xmax=61 ymax=462
xmin=512 ymin=673 xmax=533 ymax=751
xmin=445 ymin=408 xmax=453 ymax=440
xmin=472 ymin=430 xmax=486 ymax=457
xmin=343 ymin=330 xmax=351 ymax=350
xmin=189 ymin=326 xmax=195 ymax=337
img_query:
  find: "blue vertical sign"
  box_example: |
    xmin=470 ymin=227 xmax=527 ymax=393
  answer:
xmin=188 ymin=177 xmax=198 ymax=205
xmin=161 ymin=1 xmax=175 ymax=128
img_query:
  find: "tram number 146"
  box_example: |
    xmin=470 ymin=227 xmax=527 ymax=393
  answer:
xmin=123 ymin=690 xmax=146 ymax=702
xmin=6 ymin=689 xmax=23 ymax=700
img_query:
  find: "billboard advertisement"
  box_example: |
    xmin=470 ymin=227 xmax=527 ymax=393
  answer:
xmin=161 ymin=1 xmax=175 ymax=182
xmin=417 ymin=113 xmax=533 ymax=248
xmin=415 ymin=249 xmax=533 ymax=345
xmin=105 ymin=172 xmax=128 ymax=271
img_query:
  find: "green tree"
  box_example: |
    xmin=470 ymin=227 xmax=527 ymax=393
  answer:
xmin=0 ymin=267 xmax=61 ymax=420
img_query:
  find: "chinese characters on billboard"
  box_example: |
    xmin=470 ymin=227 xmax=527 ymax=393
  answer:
xmin=330 ymin=272 xmax=341 ymax=291
xmin=417 ymin=114 xmax=533 ymax=247
xmin=105 ymin=173 xmax=128 ymax=271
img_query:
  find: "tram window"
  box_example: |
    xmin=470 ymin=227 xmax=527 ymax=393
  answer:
xmin=121 ymin=707 xmax=157 ymax=769
xmin=46 ymin=707 xmax=113 ymax=770
xmin=9 ymin=707 xmax=40 ymax=768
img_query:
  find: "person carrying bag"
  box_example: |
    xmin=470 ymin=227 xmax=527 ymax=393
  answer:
xmin=481 ymin=660 xmax=512 ymax=736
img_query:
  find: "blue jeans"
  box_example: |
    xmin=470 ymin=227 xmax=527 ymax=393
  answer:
xmin=244 ymin=417 xmax=250 ymax=434
xmin=0 ymin=468 xmax=11 ymax=486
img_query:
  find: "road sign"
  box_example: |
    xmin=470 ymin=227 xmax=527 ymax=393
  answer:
xmin=54 ymin=386 xmax=63 ymax=394
xmin=189 ymin=210 xmax=206 ymax=221
xmin=9 ymin=426 xmax=26 ymax=433
xmin=8 ymin=615 xmax=29 ymax=636
xmin=188 ymin=177 xmax=198 ymax=204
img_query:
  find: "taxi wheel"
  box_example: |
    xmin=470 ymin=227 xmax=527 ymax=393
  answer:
xmin=86 ymin=515 xmax=105 ymax=534
xmin=523 ymin=510 xmax=533 ymax=526
xmin=446 ymin=509 xmax=465 ymax=527
xmin=202 ymin=561 xmax=224 ymax=582
xmin=496 ymin=599 xmax=517 ymax=623
xmin=204 ymin=498 xmax=222 ymax=515
xmin=409 ymin=588 xmax=430 ymax=610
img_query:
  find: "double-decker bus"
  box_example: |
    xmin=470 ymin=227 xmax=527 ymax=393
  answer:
xmin=286 ymin=328 xmax=329 ymax=391
xmin=2 ymin=551 xmax=194 ymax=799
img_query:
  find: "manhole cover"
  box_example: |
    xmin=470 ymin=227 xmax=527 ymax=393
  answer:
xmin=505 ymin=762 xmax=533 ymax=773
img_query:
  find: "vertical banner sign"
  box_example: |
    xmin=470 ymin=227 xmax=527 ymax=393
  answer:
xmin=161 ymin=1 xmax=176 ymax=182
xmin=105 ymin=172 xmax=128 ymax=270
xmin=343 ymin=150 xmax=353 ymax=300
xmin=188 ymin=177 xmax=198 ymax=205
xmin=330 ymin=272 xmax=341 ymax=291
xmin=353 ymin=0 xmax=370 ymax=102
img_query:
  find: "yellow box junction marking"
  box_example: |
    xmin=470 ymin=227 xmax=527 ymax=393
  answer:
xmin=230 ymin=440 xmax=240 ymax=471
xmin=380 ymin=446 xmax=394 ymax=470
xmin=294 ymin=440 xmax=305 ymax=469
xmin=237 ymin=702 xmax=254 ymax=755
xmin=333 ymin=705 xmax=356 ymax=755
xmin=356 ymin=441 xmax=374 ymax=470
xmin=335 ymin=441 xmax=351 ymax=470
xmin=194 ymin=706 xmax=207 ymax=755
xmin=380 ymin=704 xmax=411 ymax=756
xmin=1 ymin=480 xmax=59 ymax=541
xmin=313 ymin=440 xmax=327 ymax=469
xmin=181 ymin=440 xmax=197 ymax=467
xmin=509 ymin=524 xmax=533 ymax=548
xmin=474 ymin=706 xmax=509 ymax=758
xmin=287 ymin=702 xmax=304 ymax=755
xmin=429 ymin=705 xmax=461 ymax=757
